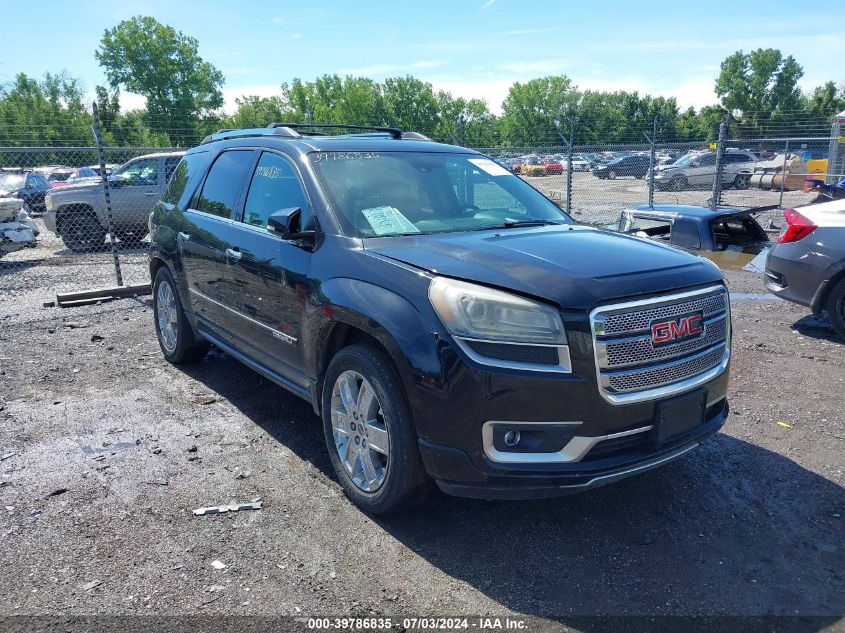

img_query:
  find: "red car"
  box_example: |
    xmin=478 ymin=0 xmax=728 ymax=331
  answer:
xmin=543 ymin=155 xmax=565 ymax=175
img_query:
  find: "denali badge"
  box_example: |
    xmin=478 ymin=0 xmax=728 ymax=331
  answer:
xmin=650 ymin=311 xmax=704 ymax=347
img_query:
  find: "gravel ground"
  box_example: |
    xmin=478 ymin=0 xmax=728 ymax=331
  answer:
xmin=0 ymin=254 xmax=843 ymax=627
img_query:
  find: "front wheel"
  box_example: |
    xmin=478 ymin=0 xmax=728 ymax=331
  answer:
xmin=152 ymin=266 xmax=209 ymax=364
xmin=826 ymin=278 xmax=845 ymax=340
xmin=58 ymin=213 xmax=106 ymax=253
xmin=607 ymin=170 xmax=617 ymax=180
xmin=322 ymin=344 xmax=429 ymax=514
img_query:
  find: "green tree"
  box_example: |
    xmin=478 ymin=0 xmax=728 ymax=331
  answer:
xmin=95 ymin=16 xmax=224 ymax=146
xmin=807 ymin=81 xmax=845 ymax=116
xmin=500 ymin=76 xmax=579 ymax=144
xmin=380 ymin=76 xmax=440 ymax=136
xmin=0 ymin=72 xmax=91 ymax=147
xmin=715 ymin=48 xmax=804 ymax=134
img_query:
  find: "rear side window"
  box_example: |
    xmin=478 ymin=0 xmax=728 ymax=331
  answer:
xmin=241 ymin=152 xmax=310 ymax=228
xmin=161 ymin=153 xmax=208 ymax=206
xmin=196 ymin=150 xmax=254 ymax=219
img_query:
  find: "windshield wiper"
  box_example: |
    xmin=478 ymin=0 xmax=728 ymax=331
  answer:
xmin=496 ymin=219 xmax=565 ymax=229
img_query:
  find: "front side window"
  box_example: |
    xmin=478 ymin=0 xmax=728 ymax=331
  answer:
xmin=116 ymin=157 xmax=159 ymax=185
xmin=241 ymin=152 xmax=309 ymax=228
xmin=311 ymin=152 xmax=571 ymax=237
xmin=196 ymin=150 xmax=254 ymax=219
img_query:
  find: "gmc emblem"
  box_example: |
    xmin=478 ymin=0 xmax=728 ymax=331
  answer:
xmin=650 ymin=311 xmax=704 ymax=347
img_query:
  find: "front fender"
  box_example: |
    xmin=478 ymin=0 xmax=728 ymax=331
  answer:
xmin=307 ymin=277 xmax=443 ymax=421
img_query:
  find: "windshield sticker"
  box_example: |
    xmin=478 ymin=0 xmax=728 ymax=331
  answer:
xmin=361 ymin=206 xmax=420 ymax=236
xmin=311 ymin=152 xmax=379 ymax=163
xmin=468 ymin=158 xmax=511 ymax=176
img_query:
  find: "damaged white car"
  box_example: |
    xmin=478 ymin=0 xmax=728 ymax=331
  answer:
xmin=0 ymin=195 xmax=39 ymax=259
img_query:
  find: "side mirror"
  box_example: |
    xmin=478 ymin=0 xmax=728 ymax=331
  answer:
xmin=267 ymin=207 xmax=314 ymax=241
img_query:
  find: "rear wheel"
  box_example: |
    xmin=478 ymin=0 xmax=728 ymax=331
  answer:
xmin=322 ymin=344 xmax=429 ymax=514
xmin=58 ymin=212 xmax=106 ymax=253
xmin=152 ymin=266 xmax=209 ymax=364
xmin=607 ymin=170 xmax=617 ymax=180
xmin=826 ymin=278 xmax=845 ymax=340
xmin=669 ymin=175 xmax=688 ymax=191
xmin=733 ymin=174 xmax=750 ymax=190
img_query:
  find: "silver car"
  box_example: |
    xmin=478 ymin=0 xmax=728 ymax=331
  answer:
xmin=764 ymin=198 xmax=845 ymax=339
xmin=653 ymin=150 xmax=757 ymax=191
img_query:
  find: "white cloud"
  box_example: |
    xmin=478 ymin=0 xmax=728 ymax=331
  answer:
xmin=341 ymin=63 xmax=401 ymax=76
xmin=480 ymin=0 xmax=495 ymax=8
xmin=499 ymin=58 xmax=569 ymax=74
xmin=271 ymin=17 xmax=305 ymax=25
xmin=429 ymin=79 xmax=514 ymax=114
xmin=222 ymin=84 xmax=281 ymax=114
xmin=503 ymin=27 xmax=557 ymax=36
xmin=410 ymin=60 xmax=447 ymax=69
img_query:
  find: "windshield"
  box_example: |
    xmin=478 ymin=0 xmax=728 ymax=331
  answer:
xmin=311 ymin=151 xmax=572 ymax=237
xmin=672 ymin=154 xmax=699 ymax=167
xmin=0 ymin=173 xmax=25 ymax=190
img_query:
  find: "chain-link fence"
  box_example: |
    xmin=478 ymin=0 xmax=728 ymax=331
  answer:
xmin=1 ymin=104 xmax=842 ymax=313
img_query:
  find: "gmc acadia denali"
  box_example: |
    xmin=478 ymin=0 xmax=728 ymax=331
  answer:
xmin=149 ymin=124 xmax=732 ymax=514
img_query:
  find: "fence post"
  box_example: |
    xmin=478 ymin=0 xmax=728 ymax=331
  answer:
xmin=778 ymin=140 xmax=789 ymax=209
xmin=91 ymin=101 xmax=123 ymax=287
xmin=459 ymin=114 xmax=466 ymax=147
xmin=645 ymin=117 xmax=657 ymax=207
xmin=828 ymin=120 xmax=841 ymax=185
xmin=565 ymin=123 xmax=574 ymax=215
xmin=710 ymin=121 xmax=727 ymax=212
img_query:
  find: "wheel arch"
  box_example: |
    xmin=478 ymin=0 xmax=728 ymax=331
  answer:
xmin=309 ymin=278 xmax=439 ymax=424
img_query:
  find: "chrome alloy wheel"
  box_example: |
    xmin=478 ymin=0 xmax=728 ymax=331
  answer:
xmin=156 ymin=280 xmax=178 ymax=353
xmin=330 ymin=370 xmax=389 ymax=492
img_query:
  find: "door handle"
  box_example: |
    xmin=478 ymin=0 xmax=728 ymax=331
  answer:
xmin=225 ymin=248 xmax=242 ymax=262
xmin=144 ymin=192 xmax=158 ymax=197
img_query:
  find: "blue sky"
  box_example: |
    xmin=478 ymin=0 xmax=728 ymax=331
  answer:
xmin=2 ymin=0 xmax=843 ymax=114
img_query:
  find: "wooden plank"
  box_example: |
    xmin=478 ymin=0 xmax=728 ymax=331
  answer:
xmin=55 ymin=283 xmax=151 ymax=308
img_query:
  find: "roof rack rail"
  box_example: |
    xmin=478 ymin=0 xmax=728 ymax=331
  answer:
xmin=266 ymin=123 xmax=404 ymax=140
xmin=200 ymin=126 xmax=301 ymax=145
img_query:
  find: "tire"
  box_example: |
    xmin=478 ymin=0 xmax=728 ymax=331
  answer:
xmin=152 ymin=266 xmax=209 ymax=364
xmin=733 ymin=174 xmax=750 ymax=190
xmin=826 ymin=278 xmax=845 ymax=341
xmin=58 ymin=211 xmax=106 ymax=253
xmin=669 ymin=175 xmax=687 ymax=191
xmin=322 ymin=343 xmax=429 ymax=514
xmin=607 ymin=170 xmax=617 ymax=180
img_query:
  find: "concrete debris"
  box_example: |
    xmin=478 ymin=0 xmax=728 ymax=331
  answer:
xmin=210 ymin=560 xmax=226 ymax=570
xmin=193 ymin=395 xmax=217 ymax=405
xmin=81 ymin=580 xmax=103 ymax=591
xmin=193 ymin=502 xmax=263 ymax=516
xmin=46 ymin=488 xmax=68 ymax=498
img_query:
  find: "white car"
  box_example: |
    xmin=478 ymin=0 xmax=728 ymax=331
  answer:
xmin=0 ymin=196 xmax=39 ymax=258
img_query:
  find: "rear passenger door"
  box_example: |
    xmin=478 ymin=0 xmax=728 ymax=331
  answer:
xmin=180 ymin=150 xmax=256 ymax=335
xmin=225 ymin=151 xmax=313 ymax=388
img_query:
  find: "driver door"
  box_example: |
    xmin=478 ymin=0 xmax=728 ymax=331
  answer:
xmin=109 ymin=156 xmax=162 ymax=226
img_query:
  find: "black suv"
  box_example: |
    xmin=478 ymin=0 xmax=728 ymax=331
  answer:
xmin=149 ymin=124 xmax=732 ymax=514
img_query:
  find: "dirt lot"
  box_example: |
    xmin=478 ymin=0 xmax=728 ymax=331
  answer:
xmin=1 ymin=242 xmax=843 ymax=629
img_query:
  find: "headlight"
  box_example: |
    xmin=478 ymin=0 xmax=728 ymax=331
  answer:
xmin=428 ymin=277 xmax=566 ymax=345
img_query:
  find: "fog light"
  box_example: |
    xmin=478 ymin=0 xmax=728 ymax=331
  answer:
xmin=503 ymin=430 xmax=521 ymax=447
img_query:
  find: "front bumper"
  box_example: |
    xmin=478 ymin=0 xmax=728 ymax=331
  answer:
xmin=419 ymin=395 xmax=727 ymax=499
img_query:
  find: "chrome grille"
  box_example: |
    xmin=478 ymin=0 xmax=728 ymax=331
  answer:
xmin=591 ymin=286 xmax=730 ymax=404
xmin=605 ymin=345 xmax=727 ymax=393
xmin=601 ymin=293 xmax=726 ymax=336
xmin=603 ymin=316 xmax=727 ymax=368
